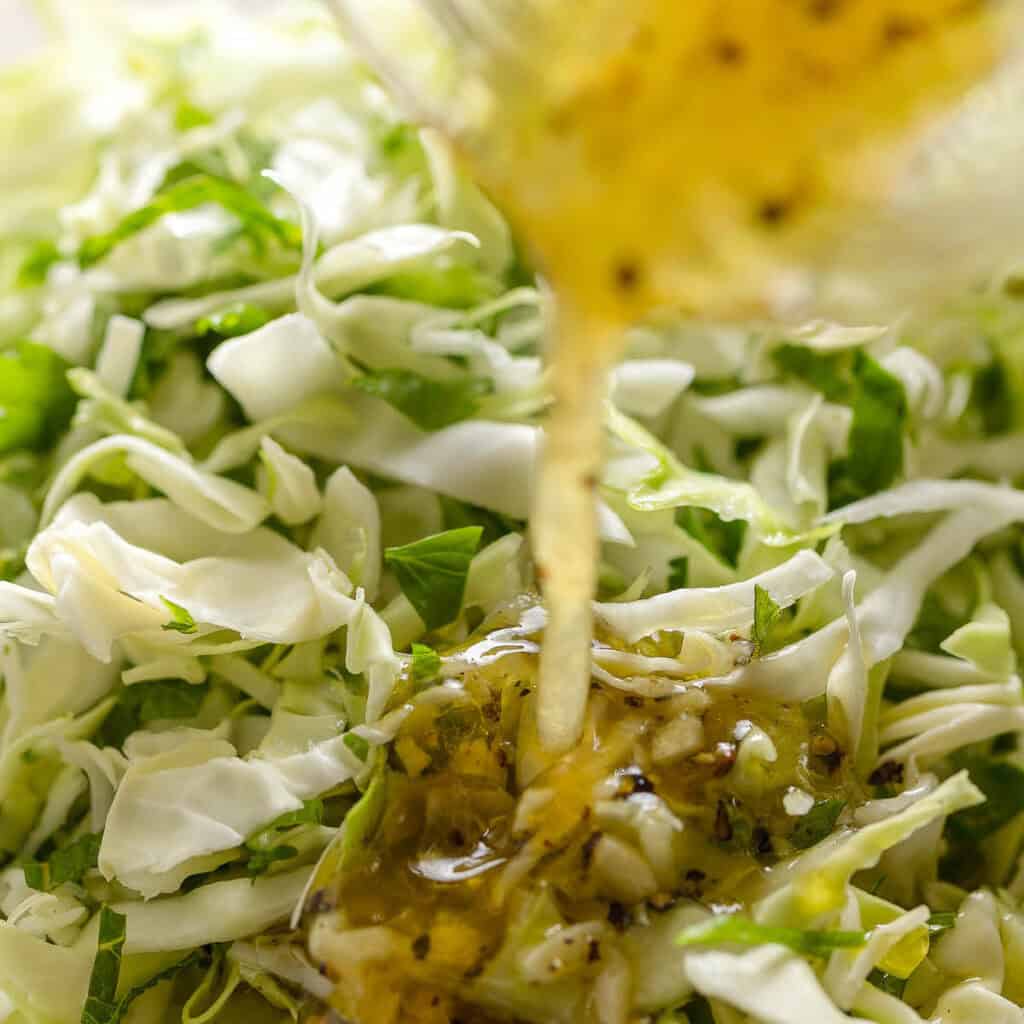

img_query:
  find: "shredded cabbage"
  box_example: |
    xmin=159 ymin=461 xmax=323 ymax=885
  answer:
xmin=6 ymin=3 xmax=1024 ymax=1023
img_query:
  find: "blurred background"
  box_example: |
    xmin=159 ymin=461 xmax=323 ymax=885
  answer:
xmin=0 ymin=0 xmax=44 ymax=62
xmin=0 ymin=1 xmax=282 ymax=64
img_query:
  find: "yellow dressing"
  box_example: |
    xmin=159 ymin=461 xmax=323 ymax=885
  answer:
xmin=315 ymin=6 xmax=1021 ymax=1016
xmin=471 ymin=0 xmax=1014 ymax=320
xmin=445 ymin=0 xmax=1018 ymax=751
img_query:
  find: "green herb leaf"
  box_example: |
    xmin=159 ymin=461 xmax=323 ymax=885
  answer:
xmin=846 ymin=353 xmax=908 ymax=491
xmin=947 ymin=757 xmax=1024 ymax=840
xmin=245 ymin=844 xmax=299 ymax=877
xmin=244 ymin=799 xmax=324 ymax=877
xmin=715 ymin=796 xmax=756 ymax=854
xmin=138 ymin=681 xmax=208 ymax=722
xmin=772 ymin=345 xmax=851 ymax=403
xmin=83 ymin=925 xmax=205 ymax=1024
xmin=0 ymin=342 xmax=76 ymax=454
xmin=752 ymin=584 xmax=782 ymax=652
xmin=195 ymin=303 xmax=271 ymax=340
xmin=174 ymin=101 xmax=214 ymax=132
xmin=17 ymin=239 xmax=61 ymax=288
xmin=682 ymin=998 xmax=715 ymax=1024
xmin=868 ymin=968 xmax=907 ymax=999
xmin=160 ymin=130 xmax=276 ymax=195
xmin=971 ymin=357 xmax=1015 ymax=436
xmin=411 ymin=642 xmax=442 ymax=684
xmin=774 ymin=347 xmax=908 ymax=507
xmin=439 ymin=496 xmax=518 ymax=546
xmin=667 ymin=556 xmax=689 ymax=591
xmin=160 ymin=597 xmax=197 ymax=634
xmin=353 ymin=369 xmax=492 ymax=432
xmin=81 ymin=906 xmax=126 ymax=1024
xmin=23 ymin=832 xmax=102 ymax=891
xmin=676 ymin=915 xmax=865 ymax=957
xmin=800 ymin=694 xmax=828 ymax=727
xmin=343 ymin=733 xmax=370 ymax=761
xmin=828 ymin=353 xmax=907 ymax=507
xmin=675 ymin=507 xmax=746 ymax=568
xmin=927 ymin=911 xmax=957 ymax=936
xmin=115 ymin=950 xmax=207 ymax=1022
xmin=385 ymin=526 xmax=483 ymax=630
xmin=247 ymin=800 xmax=324 ymax=848
xmin=78 ymin=174 xmax=301 ymax=268
xmin=905 ymin=592 xmax=967 ymax=654
xmin=789 ymin=798 xmax=846 ymax=850
xmin=95 ymin=681 xmax=210 ymax=749
xmin=366 ymin=264 xmax=500 ymax=309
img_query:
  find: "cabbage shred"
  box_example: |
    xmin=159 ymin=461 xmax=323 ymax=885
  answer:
xmin=4 ymin=3 xmax=1024 ymax=1023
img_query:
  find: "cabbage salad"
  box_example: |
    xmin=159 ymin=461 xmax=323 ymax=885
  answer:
xmin=5 ymin=3 xmax=1024 ymax=1024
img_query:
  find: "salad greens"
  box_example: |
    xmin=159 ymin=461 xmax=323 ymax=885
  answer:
xmin=80 ymin=908 xmax=126 ymax=1024
xmin=5 ymin=3 xmax=1024 ymax=1024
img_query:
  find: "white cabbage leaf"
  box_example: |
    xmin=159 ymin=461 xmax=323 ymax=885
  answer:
xmin=313 ymin=466 xmax=381 ymax=601
xmin=766 ymin=772 xmax=982 ymax=921
xmin=93 ymin=314 xmax=144 ymax=398
xmin=41 ymin=434 xmax=269 ymax=534
xmin=822 ymin=479 xmax=1024 ymax=527
xmin=65 ymin=869 xmax=313 ymax=958
xmin=257 ymin=437 xmax=322 ymax=526
xmin=99 ymin=733 xmax=362 ymax=898
xmin=22 ymin=495 xmax=358 ymax=660
xmin=0 ymin=923 xmax=92 ymax=1024
xmin=716 ymin=505 xmax=1021 ymax=702
xmin=420 ymin=128 xmax=512 ymax=275
xmin=610 ymin=360 xmax=695 ymax=419
xmin=940 ymin=601 xmax=1017 ymax=679
xmin=147 ymin=351 xmax=228 ymax=445
xmin=605 ymin=405 xmax=832 ymax=544
xmin=67 ymin=368 xmax=187 ymax=454
xmin=207 ymin=312 xmax=347 ymax=422
xmin=932 ymin=890 xmax=1005 ymax=993
xmin=0 ymin=635 xmax=117 ymax=745
xmin=930 ymin=982 xmax=1023 ymax=1024
xmin=595 ymin=549 xmax=833 ymax=643
xmin=685 ymin=945 xmax=868 ymax=1024
xmin=145 ymin=222 xmax=475 ymax=331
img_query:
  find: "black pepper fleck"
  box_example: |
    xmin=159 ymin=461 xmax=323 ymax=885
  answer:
xmin=714 ymin=38 xmax=745 ymax=65
xmin=883 ymin=15 xmax=924 ymax=44
xmin=607 ymin=901 xmax=633 ymax=931
xmin=412 ymin=934 xmax=431 ymax=960
xmin=613 ymin=260 xmax=642 ymax=293
xmin=617 ymin=771 xmax=656 ymax=797
xmin=869 ymin=760 xmax=905 ymax=787
xmin=714 ymin=800 xmax=733 ymax=842
xmin=581 ymin=830 xmax=602 ymax=871
xmin=757 ymin=198 xmax=791 ymax=227
xmin=752 ymin=826 xmax=773 ymax=856
xmin=806 ymin=0 xmax=842 ymax=20
xmin=307 ymin=889 xmax=335 ymax=915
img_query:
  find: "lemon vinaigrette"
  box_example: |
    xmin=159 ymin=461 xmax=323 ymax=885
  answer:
xmin=336 ymin=0 xmax=1021 ymax=751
